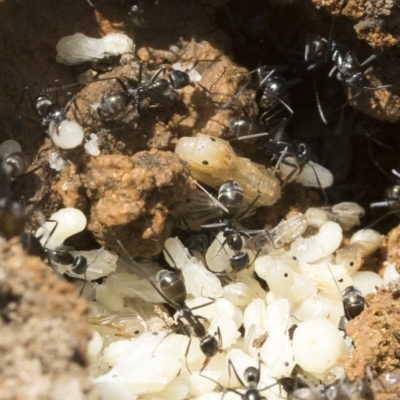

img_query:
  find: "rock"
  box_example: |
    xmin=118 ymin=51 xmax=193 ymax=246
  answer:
xmin=0 ymin=237 xmax=98 ymax=400
xmin=84 ymin=150 xmax=190 ymax=257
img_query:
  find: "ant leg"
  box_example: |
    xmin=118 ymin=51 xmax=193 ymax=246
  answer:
xmin=312 ymin=73 xmax=328 ymax=125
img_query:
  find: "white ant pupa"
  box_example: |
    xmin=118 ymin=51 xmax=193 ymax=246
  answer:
xmin=175 ymin=134 xmax=281 ymax=207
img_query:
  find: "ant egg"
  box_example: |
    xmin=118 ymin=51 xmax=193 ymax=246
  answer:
xmin=291 ymin=221 xmax=343 ymax=263
xmin=292 ymin=318 xmax=346 ymax=375
xmin=56 ymin=32 xmax=134 ymax=65
xmin=35 ymin=207 xmax=87 ymax=249
xmin=48 ymin=152 xmax=64 ymax=171
xmin=49 ymin=120 xmax=84 ymax=149
xmin=279 ymin=157 xmax=333 ymax=188
xmin=84 ymin=133 xmax=101 ymax=156
xmin=175 ymin=134 xmax=281 ymax=207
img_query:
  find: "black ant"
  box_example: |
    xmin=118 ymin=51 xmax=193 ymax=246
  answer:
xmin=117 ymin=239 xmax=220 ymax=371
xmin=97 ymin=61 xmax=211 ymax=121
xmin=203 ymin=359 xmax=278 ymax=400
xmin=196 ymin=180 xmax=260 ymax=272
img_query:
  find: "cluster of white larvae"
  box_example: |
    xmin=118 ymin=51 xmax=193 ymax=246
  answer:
xmin=37 ymin=202 xmax=400 ymax=400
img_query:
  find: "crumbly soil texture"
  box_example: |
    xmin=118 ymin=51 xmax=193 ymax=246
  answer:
xmin=2 ymin=0 xmax=400 ymax=398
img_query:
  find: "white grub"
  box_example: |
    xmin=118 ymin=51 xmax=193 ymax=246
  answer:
xmin=0 ymin=139 xmax=21 ymax=159
xmin=49 ymin=120 xmax=84 ymax=149
xmin=260 ymin=330 xmax=294 ymax=378
xmin=96 ymin=284 xmax=125 ymax=312
xmin=97 ymin=333 xmax=184 ymax=395
xmin=255 ymin=256 xmax=317 ymax=307
xmin=175 ymin=134 xmax=281 ymax=206
xmin=335 ymin=229 xmax=382 ymax=274
xmin=383 ymin=263 xmax=400 ymax=284
xmin=206 ymin=232 xmax=234 ymax=273
xmin=35 ymin=207 xmax=87 ymax=249
xmin=156 ymin=373 xmax=190 ymax=400
xmin=84 ymin=133 xmax=101 ymax=156
xmin=352 ymin=271 xmax=383 ymax=296
xmin=209 ymin=315 xmax=240 ymax=349
xmin=293 ymin=296 xmax=333 ymax=322
xmin=304 ymin=207 xmax=329 ymax=228
xmin=243 ymin=299 xmax=267 ymax=347
xmin=291 ymin=221 xmax=343 ymax=263
xmin=263 ymin=298 xmax=290 ymax=334
xmin=298 ymin=260 xmax=352 ymax=294
xmin=165 ymin=237 xmax=223 ymax=298
xmin=324 ymin=202 xmax=365 ymax=231
xmin=236 ymin=268 xmax=268 ymax=299
xmin=279 ymin=157 xmax=333 ymax=188
xmin=292 ymin=318 xmax=346 ymax=375
xmin=48 ymin=151 xmax=64 ymax=171
xmin=56 ymin=32 xmax=134 ymax=64
xmin=223 ymin=282 xmax=256 ymax=308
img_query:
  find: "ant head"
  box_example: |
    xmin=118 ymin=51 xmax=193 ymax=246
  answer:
xmin=169 ymin=70 xmax=191 ymax=90
xmin=35 ymin=95 xmax=53 ymax=118
xmin=199 ymin=334 xmax=219 ymax=357
xmin=243 ymin=366 xmax=260 ymax=386
xmin=264 ymin=76 xmax=285 ymax=96
xmin=347 ymin=73 xmax=370 ymax=91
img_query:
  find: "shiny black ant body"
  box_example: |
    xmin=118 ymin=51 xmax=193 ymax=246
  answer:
xmin=251 ymin=67 xmax=300 ymax=123
xmin=197 ymin=180 xmax=255 ymax=272
xmin=97 ymin=60 xmax=212 ymax=121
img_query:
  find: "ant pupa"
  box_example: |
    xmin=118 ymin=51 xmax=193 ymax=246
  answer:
xmin=175 ymin=134 xmax=281 ymax=207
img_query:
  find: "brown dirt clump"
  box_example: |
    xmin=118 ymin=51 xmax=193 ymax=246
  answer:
xmin=339 ymin=283 xmax=400 ymax=381
xmin=83 ymin=150 xmax=190 ymax=257
xmin=0 ymin=237 xmax=98 ymax=400
xmin=385 ymin=223 xmax=400 ymax=275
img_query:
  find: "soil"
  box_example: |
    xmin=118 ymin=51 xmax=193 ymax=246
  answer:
xmin=1 ymin=0 xmax=400 ymax=398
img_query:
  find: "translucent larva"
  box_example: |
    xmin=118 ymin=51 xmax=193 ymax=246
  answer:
xmin=335 ymin=229 xmax=382 ymax=274
xmin=175 ymin=134 xmax=281 ymax=206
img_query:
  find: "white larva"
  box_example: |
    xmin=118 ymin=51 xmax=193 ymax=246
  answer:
xmin=279 ymin=157 xmax=334 ymax=188
xmin=291 ymin=221 xmax=343 ymax=263
xmin=175 ymin=134 xmax=281 ymax=206
xmin=223 ymin=282 xmax=256 ymax=308
xmin=352 ymin=271 xmax=383 ymax=295
xmin=383 ymin=263 xmax=400 ymax=284
xmin=56 ymin=32 xmax=134 ymax=65
xmin=49 ymin=120 xmax=84 ymax=149
xmin=335 ymin=229 xmax=382 ymax=274
xmin=206 ymin=231 xmax=234 ymax=273
xmin=269 ymin=213 xmax=308 ymax=248
xmin=35 ymin=207 xmax=87 ymax=249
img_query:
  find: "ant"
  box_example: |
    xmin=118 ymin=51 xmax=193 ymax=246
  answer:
xmin=97 ymin=61 xmax=210 ymax=121
xmin=195 ymin=180 xmax=254 ymax=272
xmin=250 ymin=66 xmax=300 ymax=124
xmin=117 ymin=239 xmax=220 ymax=371
xmin=203 ymin=359 xmax=278 ymax=400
